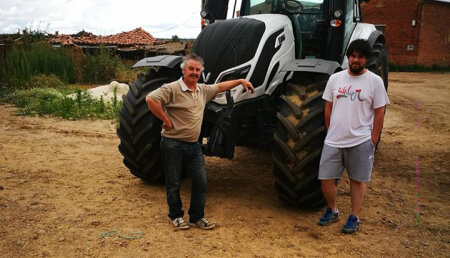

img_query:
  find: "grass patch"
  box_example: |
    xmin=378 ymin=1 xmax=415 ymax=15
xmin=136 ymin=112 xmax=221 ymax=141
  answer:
xmin=2 ymin=87 xmax=122 ymax=122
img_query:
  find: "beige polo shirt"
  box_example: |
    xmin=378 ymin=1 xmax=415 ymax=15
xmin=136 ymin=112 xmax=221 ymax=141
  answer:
xmin=147 ymin=78 xmax=219 ymax=142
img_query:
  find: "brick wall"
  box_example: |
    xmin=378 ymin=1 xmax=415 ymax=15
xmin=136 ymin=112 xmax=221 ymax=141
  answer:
xmin=417 ymin=2 xmax=450 ymax=66
xmin=362 ymin=0 xmax=421 ymax=65
xmin=362 ymin=0 xmax=449 ymax=66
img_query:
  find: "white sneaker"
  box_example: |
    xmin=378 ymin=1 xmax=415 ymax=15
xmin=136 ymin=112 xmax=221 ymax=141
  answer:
xmin=172 ymin=217 xmax=189 ymax=230
xmin=188 ymin=218 xmax=216 ymax=230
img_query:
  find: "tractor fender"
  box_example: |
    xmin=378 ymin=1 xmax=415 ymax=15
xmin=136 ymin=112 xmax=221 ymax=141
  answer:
xmin=132 ymin=55 xmax=183 ymax=69
xmin=367 ymin=30 xmax=385 ymax=47
xmin=281 ymin=59 xmax=341 ymax=76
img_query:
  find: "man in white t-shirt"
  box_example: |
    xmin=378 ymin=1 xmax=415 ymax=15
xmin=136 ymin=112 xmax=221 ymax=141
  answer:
xmin=317 ymin=39 xmax=390 ymax=234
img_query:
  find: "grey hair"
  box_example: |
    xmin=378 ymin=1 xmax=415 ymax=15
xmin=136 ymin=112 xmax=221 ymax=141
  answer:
xmin=180 ymin=53 xmax=205 ymax=71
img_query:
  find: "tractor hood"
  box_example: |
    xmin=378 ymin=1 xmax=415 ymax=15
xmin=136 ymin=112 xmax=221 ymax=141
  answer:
xmin=192 ymin=17 xmax=266 ymax=84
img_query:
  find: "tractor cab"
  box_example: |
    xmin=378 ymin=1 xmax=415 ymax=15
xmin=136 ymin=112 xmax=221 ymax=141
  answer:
xmin=202 ymin=0 xmax=366 ymax=64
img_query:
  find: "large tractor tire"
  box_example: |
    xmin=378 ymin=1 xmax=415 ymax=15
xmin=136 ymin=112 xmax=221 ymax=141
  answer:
xmin=368 ymin=41 xmax=389 ymax=148
xmin=272 ymin=73 xmax=329 ymax=208
xmin=117 ymin=68 xmax=180 ymax=181
xmin=368 ymin=41 xmax=388 ymax=90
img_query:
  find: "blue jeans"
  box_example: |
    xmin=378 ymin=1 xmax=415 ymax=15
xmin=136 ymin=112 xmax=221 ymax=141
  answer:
xmin=160 ymin=137 xmax=207 ymax=222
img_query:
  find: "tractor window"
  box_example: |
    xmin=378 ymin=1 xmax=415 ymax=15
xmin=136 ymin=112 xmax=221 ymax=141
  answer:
xmin=297 ymin=1 xmax=325 ymax=58
xmin=241 ymin=0 xmax=324 ymax=16
xmin=243 ymin=0 xmax=274 ymax=15
xmin=343 ymin=0 xmax=357 ymax=54
xmin=299 ymin=0 xmax=323 ymax=8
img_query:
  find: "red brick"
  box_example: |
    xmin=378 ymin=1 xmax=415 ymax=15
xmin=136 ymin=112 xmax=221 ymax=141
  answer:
xmin=362 ymin=0 xmax=449 ymax=66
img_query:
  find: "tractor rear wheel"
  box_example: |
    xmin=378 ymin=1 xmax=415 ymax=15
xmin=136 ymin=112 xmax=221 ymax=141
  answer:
xmin=117 ymin=68 xmax=180 ymax=181
xmin=368 ymin=41 xmax=388 ymax=90
xmin=368 ymin=41 xmax=389 ymax=148
xmin=272 ymin=73 xmax=329 ymax=208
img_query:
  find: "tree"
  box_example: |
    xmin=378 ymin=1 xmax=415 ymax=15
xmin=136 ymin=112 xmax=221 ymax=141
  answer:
xmin=171 ymin=35 xmax=180 ymax=42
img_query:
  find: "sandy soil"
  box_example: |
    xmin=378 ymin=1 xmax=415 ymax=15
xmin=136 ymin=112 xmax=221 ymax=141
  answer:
xmin=0 ymin=72 xmax=449 ymax=257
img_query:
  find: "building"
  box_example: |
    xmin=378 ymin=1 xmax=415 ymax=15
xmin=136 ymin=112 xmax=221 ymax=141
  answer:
xmin=362 ymin=0 xmax=450 ymax=66
xmin=49 ymin=28 xmax=187 ymax=59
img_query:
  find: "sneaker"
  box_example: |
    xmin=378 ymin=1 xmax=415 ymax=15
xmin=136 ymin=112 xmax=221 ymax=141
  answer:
xmin=172 ymin=217 xmax=189 ymax=230
xmin=342 ymin=214 xmax=360 ymax=234
xmin=188 ymin=218 xmax=216 ymax=230
xmin=318 ymin=207 xmax=340 ymax=226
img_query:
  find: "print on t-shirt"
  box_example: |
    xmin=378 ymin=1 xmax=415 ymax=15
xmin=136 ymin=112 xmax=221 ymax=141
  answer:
xmin=336 ymin=86 xmax=365 ymax=101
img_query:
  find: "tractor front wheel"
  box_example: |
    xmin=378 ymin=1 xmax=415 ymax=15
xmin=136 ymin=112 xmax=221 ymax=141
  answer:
xmin=272 ymin=73 xmax=329 ymax=208
xmin=117 ymin=68 xmax=180 ymax=181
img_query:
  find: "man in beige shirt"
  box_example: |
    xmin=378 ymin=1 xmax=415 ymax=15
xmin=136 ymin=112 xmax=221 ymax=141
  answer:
xmin=146 ymin=54 xmax=254 ymax=230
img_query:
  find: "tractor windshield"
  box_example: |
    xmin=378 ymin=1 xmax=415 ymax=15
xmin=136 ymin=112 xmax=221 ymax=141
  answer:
xmin=241 ymin=0 xmax=326 ymax=58
xmin=242 ymin=0 xmax=323 ymax=16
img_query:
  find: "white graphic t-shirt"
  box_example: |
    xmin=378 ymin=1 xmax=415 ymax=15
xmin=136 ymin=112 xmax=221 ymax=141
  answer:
xmin=322 ymin=70 xmax=390 ymax=148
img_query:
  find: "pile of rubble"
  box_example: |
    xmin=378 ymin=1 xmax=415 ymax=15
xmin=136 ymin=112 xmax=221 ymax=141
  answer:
xmin=50 ymin=27 xmax=156 ymax=47
xmin=67 ymin=81 xmax=129 ymax=103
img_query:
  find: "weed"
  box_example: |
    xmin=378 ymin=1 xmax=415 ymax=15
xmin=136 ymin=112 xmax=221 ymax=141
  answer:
xmin=5 ymin=43 xmax=78 ymax=89
xmin=82 ymin=46 xmax=123 ymax=83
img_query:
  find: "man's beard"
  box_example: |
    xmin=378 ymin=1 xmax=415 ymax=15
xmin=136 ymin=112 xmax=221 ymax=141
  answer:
xmin=349 ymin=62 xmax=364 ymax=75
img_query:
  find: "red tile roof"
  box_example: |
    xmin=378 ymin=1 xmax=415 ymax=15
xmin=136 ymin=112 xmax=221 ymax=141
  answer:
xmin=50 ymin=27 xmax=156 ymax=46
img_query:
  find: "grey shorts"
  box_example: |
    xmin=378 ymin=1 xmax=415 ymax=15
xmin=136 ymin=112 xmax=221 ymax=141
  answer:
xmin=318 ymin=139 xmax=375 ymax=182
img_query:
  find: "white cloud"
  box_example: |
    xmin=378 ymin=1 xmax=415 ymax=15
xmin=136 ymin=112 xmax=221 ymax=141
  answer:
xmin=0 ymin=0 xmax=207 ymax=38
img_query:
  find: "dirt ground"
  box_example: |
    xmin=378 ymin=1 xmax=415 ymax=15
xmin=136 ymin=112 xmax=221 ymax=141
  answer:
xmin=0 ymin=72 xmax=449 ymax=257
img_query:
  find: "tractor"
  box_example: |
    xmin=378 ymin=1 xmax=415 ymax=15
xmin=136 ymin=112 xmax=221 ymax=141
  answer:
xmin=117 ymin=0 xmax=388 ymax=208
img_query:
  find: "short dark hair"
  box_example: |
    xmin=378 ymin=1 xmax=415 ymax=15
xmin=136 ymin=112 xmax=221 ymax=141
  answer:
xmin=346 ymin=39 xmax=371 ymax=59
xmin=180 ymin=53 xmax=204 ymax=71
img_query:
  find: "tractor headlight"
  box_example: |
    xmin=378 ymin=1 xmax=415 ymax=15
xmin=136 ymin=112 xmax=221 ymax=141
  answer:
xmin=200 ymin=9 xmax=208 ymax=18
xmin=333 ymin=9 xmax=343 ymax=18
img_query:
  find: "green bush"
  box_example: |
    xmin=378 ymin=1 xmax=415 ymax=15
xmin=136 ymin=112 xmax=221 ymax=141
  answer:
xmin=4 ymin=87 xmax=121 ymax=121
xmin=4 ymin=88 xmax=63 ymax=114
xmin=82 ymin=46 xmax=123 ymax=83
xmin=28 ymin=74 xmax=66 ymax=89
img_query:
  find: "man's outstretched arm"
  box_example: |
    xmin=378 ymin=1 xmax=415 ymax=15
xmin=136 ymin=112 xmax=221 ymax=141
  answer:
xmin=217 ymin=79 xmax=254 ymax=93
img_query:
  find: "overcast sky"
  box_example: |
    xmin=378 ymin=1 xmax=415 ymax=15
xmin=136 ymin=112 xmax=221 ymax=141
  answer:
xmin=0 ymin=0 xmax=242 ymax=39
